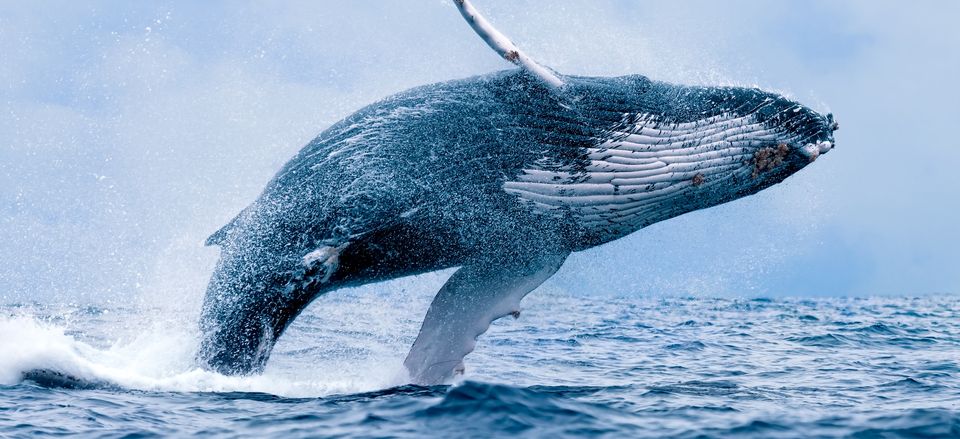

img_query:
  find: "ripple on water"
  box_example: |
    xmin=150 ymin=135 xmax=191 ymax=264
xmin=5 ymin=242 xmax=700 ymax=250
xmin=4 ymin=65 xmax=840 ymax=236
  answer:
xmin=1 ymin=296 xmax=959 ymax=437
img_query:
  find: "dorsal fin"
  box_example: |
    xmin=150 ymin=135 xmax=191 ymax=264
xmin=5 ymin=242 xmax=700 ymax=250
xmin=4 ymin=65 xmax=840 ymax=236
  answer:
xmin=205 ymin=216 xmax=239 ymax=246
xmin=454 ymin=0 xmax=565 ymax=89
xmin=205 ymin=223 xmax=231 ymax=246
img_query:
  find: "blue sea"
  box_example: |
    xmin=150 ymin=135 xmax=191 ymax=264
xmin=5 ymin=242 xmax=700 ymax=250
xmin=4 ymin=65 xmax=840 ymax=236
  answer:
xmin=2 ymin=291 xmax=959 ymax=438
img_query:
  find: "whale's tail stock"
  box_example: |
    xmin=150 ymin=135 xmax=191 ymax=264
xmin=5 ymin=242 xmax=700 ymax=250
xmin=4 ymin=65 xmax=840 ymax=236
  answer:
xmin=196 ymin=252 xmax=287 ymax=375
xmin=197 ymin=236 xmax=345 ymax=375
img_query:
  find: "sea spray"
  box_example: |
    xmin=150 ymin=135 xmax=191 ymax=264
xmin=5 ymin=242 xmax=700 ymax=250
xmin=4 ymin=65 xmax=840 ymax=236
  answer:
xmin=0 ymin=272 xmax=451 ymax=396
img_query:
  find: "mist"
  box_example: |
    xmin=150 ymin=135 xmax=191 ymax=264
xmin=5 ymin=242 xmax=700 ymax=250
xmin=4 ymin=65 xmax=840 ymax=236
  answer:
xmin=1 ymin=0 xmax=957 ymax=305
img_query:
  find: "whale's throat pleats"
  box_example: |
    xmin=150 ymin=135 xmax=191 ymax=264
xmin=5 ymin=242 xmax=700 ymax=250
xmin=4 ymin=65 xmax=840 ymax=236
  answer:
xmin=505 ymin=112 xmax=784 ymax=241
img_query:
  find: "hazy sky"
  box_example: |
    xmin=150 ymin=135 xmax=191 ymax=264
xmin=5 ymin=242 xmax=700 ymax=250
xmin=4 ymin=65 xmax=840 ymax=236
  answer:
xmin=1 ymin=1 xmax=958 ymax=304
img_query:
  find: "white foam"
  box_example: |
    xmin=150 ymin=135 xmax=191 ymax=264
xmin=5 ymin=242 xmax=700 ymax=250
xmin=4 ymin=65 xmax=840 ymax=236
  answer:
xmin=0 ymin=309 xmax=410 ymax=398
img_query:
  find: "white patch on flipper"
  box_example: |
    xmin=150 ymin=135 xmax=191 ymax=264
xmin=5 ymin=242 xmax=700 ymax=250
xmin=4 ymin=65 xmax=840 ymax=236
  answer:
xmin=504 ymin=112 xmax=801 ymax=240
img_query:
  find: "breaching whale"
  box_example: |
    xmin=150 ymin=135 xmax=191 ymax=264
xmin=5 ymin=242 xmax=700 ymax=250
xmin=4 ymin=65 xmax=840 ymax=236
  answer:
xmin=197 ymin=0 xmax=838 ymax=384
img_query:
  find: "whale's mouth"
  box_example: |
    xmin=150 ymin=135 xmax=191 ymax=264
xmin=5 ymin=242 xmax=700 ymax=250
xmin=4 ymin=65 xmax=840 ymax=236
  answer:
xmin=745 ymin=139 xmax=832 ymax=191
xmin=750 ymin=140 xmax=833 ymax=179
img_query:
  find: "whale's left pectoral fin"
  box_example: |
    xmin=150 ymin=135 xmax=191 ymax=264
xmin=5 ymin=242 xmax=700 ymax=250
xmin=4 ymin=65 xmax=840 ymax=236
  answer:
xmin=403 ymin=252 xmax=568 ymax=385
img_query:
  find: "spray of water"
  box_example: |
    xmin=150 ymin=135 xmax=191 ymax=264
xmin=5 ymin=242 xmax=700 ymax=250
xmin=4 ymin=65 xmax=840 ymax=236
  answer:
xmin=0 ymin=269 xmax=455 ymax=397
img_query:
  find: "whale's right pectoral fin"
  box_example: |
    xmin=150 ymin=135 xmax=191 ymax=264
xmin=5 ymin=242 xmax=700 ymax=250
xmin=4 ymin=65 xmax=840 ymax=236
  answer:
xmin=403 ymin=252 xmax=568 ymax=385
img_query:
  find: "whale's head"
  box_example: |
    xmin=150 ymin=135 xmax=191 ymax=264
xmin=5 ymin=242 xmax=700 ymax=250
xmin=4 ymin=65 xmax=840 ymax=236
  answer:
xmin=518 ymin=76 xmax=839 ymax=240
xmin=590 ymin=78 xmax=839 ymax=205
xmin=453 ymin=0 xmax=839 ymax=245
xmin=661 ymin=85 xmax=839 ymax=211
xmin=735 ymin=93 xmax=838 ymax=187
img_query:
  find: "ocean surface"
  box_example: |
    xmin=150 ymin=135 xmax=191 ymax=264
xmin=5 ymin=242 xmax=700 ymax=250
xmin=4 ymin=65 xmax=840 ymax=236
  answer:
xmin=2 ymin=291 xmax=959 ymax=438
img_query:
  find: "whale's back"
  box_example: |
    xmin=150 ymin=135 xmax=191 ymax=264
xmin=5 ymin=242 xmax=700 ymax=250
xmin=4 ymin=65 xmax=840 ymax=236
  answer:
xmin=206 ymin=71 xmax=600 ymax=248
xmin=206 ymin=71 xmax=826 ymax=252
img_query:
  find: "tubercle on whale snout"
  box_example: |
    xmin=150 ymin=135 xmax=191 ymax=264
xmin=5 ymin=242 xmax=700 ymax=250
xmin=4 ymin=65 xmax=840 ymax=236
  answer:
xmin=750 ymin=138 xmax=834 ymax=179
xmin=751 ymin=144 xmax=791 ymax=179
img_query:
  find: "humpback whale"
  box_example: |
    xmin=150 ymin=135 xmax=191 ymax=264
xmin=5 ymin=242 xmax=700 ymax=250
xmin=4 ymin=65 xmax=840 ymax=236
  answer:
xmin=197 ymin=0 xmax=838 ymax=384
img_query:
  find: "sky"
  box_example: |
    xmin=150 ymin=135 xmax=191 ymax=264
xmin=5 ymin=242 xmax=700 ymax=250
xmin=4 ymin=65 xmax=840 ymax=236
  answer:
xmin=0 ymin=0 xmax=958 ymax=305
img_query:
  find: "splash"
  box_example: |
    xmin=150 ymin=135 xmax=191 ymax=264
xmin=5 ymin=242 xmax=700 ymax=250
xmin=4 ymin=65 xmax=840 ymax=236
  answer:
xmin=0 ymin=290 xmax=425 ymax=397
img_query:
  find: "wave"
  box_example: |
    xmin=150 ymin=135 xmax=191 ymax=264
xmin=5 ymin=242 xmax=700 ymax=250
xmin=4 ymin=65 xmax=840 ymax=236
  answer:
xmin=408 ymin=381 xmax=633 ymax=436
xmin=2 ymin=295 xmax=960 ymax=437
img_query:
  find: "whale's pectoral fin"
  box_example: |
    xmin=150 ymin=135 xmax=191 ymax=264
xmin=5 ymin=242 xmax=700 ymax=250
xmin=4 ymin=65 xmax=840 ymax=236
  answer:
xmin=403 ymin=252 xmax=568 ymax=385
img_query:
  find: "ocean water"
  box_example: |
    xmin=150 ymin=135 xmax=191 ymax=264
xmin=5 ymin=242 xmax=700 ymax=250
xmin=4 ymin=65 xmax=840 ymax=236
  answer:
xmin=1 ymin=292 xmax=959 ymax=438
